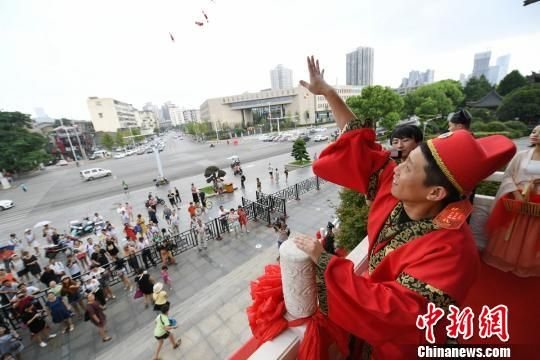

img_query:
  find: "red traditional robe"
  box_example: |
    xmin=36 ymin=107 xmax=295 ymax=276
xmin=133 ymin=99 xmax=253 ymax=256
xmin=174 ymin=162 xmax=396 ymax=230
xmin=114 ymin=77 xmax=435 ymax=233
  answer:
xmin=313 ymin=125 xmax=480 ymax=359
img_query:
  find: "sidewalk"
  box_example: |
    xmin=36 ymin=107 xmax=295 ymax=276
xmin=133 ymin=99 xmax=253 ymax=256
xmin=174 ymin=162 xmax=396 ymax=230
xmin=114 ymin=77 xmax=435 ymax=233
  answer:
xmin=21 ymin=181 xmax=342 ymax=360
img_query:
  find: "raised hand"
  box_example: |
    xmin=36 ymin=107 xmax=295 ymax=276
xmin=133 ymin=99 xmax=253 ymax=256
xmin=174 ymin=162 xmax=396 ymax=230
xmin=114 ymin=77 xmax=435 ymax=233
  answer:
xmin=299 ymin=56 xmax=332 ymax=96
xmin=293 ymin=233 xmax=324 ymax=263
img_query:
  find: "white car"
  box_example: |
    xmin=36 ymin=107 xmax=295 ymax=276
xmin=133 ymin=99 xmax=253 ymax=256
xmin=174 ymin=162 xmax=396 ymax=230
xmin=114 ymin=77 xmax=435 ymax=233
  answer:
xmin=313 ymin=135 xmax=329 ymax=142
xmin=113 ymin=152 xmax=126 ymax=159
xmin=0 ymin=200 xmax=14 ymax=211
xmin=57 ymin=159 xmax=69 ymax=166
xmin=80 ymin=168 xmax=112 ymax=181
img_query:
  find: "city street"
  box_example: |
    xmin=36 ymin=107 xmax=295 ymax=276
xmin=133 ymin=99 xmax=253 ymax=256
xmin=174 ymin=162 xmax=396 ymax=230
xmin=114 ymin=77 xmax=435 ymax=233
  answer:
xmin=0 ymin=133 xmax=330 ymax=237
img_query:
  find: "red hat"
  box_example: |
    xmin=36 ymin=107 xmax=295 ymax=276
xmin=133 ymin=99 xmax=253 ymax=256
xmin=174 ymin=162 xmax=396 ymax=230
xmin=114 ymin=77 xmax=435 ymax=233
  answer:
xmin=426 ymin=130 xmax=516 ymax=194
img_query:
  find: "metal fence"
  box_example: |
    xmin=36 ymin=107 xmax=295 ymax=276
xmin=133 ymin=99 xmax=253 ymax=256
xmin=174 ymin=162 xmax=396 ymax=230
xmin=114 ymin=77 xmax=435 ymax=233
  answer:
xmin=0 ymin=175 xmax=329 ymax=330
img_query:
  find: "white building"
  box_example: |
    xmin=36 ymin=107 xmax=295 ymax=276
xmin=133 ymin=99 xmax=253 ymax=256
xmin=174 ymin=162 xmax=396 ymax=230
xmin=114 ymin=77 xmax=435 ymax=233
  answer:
xmin=135 ymin=110 xmax=157 ymax=135
xmin=169 ymin=107 xmax=185 ymax=126
xmin=346 ymin=47 xmax=374 ymax=86
xmin=199 ymin=85 xmax=362 ymax=129
xmin=470 ymin=51 xmax=511 ymax=85
xmin=182 ymin=109 xmax=200 ymax=123
xmin=87 ymin=97 xmax=138 ymax=132
xmin=270 ymin=64 xmax=293 ymax=90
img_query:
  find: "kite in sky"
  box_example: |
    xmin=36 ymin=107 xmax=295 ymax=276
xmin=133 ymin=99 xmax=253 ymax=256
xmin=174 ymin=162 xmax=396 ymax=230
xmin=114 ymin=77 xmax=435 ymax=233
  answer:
xmin=195 ymin=21 xmax=204 ymax=26
xmin=169 ymin=32 xmax=175 ymax=42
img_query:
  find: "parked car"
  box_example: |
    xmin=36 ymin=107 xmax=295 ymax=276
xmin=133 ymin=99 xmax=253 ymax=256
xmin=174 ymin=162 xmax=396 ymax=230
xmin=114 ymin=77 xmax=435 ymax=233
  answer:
xmin=113 ymin=152 xmax=126 ymax=159
xmin=89 ymin=150 xmax=111 ymax=160
xmin=0 ymin=200 xmax=14 ymax=211
xmin=313 ymin=135 xmax=329 ymax=142
xmin=80 ymin=168 xmax=112 ymax=181
xmin=57 ymin=159 xmax=69 ymax=166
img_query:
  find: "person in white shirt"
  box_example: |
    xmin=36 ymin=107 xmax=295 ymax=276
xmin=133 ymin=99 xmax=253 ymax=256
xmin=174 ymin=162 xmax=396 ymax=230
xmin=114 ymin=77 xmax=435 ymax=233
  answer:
xmin=10 ymin=254 xmax=29 ymax=283
xmin=218 ymin=206 xmax=228 ymax=232
xmin=137 ymin=237 xmax=156 ymax=269
xmin=228 ymin=209 xmax=240 ymax=237
xmin=24 ymin=228 xmax=40 ymax=257
xmin=121 ymin=211 xmax=130 ymax=225
xmin=195 ymin=218 xmax=207 ymax=251
xmin=170 ymin=210 xmax=180 ymax=235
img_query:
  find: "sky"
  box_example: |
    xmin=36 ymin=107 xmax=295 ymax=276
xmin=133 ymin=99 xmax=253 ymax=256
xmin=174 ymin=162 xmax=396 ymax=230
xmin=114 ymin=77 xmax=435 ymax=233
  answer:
xmin=1 ymin=0 xmax=539 ymax=120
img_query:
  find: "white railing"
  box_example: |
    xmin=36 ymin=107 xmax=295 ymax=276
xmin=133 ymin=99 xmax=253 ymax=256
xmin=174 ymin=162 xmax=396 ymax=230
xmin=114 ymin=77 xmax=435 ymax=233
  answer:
xmin=239 ymin=172 xmax=502 ymax=360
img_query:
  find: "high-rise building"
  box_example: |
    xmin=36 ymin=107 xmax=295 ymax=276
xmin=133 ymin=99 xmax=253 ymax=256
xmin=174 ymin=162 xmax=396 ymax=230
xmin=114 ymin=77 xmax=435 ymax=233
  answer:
xmin=346 ymin=47 xmax=374 ymax=86
xmin=472 ymin=51 xmax=492 ymax=79
xmin=495 ymin=54 xmax=511 ymax=83
xmin=270 ymin=65 xmax=293 ymax=90
xmin=396 ymin=69 xmax=434 ymax=95
xmin=169 ymin=106 xmax=184 ymax=126
xmin=87 ymin=97 xmax=138 ymax=132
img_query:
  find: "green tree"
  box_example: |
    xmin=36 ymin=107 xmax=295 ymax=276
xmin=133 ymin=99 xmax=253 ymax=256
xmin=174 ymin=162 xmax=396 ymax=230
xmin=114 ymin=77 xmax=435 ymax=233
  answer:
xmin=464 ymin=75 xmax=492 ymax=103
xmin=0 ymin=111 xmax=50 ymax=172
xmin=291 ymin=139 xmax=310 ymax=163
xmin=347 ymin=85 xmax=404 ymax=129
xmin=497 ymin=70 xmax=528 ymax=96
xmin=115 ymin=132 xmax=125 ymax=147
xmin=497 ymin=84 xmax=540 ymax=122
xmin=403 ymin=80 xmax=464 ymax=118
xmin=101 ymin=133 xmax=115 ymax=150
xmin=335 ymin=189 xmax=369 ymax=252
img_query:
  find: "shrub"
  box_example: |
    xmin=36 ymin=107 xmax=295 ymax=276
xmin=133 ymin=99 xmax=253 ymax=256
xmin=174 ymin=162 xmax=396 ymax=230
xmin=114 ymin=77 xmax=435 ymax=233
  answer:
xmin=335 ymin=189 xmax=369 ymax=252
xmin=484 ymin=121 xmax=507 ymax=132
xmin=470 ymin=121 xmax=488 ymax=132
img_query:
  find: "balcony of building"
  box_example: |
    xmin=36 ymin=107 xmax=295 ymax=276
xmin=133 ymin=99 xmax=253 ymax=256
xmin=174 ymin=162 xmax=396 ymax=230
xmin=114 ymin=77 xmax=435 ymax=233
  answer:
xmin=230 ymin=171 xmax=540 ymax=360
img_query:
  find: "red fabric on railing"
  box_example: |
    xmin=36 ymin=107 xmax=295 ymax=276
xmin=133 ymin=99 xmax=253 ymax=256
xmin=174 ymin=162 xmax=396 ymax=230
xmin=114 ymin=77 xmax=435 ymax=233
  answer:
xmin=246 ymin=264 xmax=349 ymax=359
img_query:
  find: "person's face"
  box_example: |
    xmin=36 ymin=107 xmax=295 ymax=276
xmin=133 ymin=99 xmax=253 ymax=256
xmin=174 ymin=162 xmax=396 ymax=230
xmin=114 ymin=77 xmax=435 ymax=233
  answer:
xmin=391 ymin=137 xmax=419 ymax=160
xmin=391 ymin=147 xmax=444 ymax=203
xmin=87 ymin=293 xmax=95 ymax=302
xmin=529 ymin=126 xmax=540 ymax=145
xmin=47 ymin=293 xmax=55 ymax=301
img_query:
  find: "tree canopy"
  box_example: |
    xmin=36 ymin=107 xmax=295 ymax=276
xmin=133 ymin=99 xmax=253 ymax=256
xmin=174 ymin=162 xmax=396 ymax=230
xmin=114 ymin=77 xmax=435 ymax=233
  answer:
xmin=497 ymin=84 xmax=540 ymax=122
xmin=101 ymin=133 xmax=115 ymax=150
xmin=497 ymin=70 xmax=528 ymax=96
xmin=403 ymin=80 xmax=464 ymax=119
xmin=0 ymin=111 xmax=50 ymax=173
xmin=463 ymin=75 xmax=492 ymax=104
xmin=291 ymin=139 xmax=310 ymax=163
xmin=346 ymin=85 xmax=403 ymax=130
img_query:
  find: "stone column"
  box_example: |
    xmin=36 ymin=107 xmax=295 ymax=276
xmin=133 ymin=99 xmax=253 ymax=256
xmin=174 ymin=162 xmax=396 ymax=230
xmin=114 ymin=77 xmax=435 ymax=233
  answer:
xmin=279 ymin=237 xmax=317 ymax=320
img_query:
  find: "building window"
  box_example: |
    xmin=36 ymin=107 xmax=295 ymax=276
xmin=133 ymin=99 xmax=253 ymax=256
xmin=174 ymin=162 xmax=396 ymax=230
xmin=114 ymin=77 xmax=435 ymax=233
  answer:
xmin=98 ymin=113 xmax=103 ymax=118
xmin=96 ymin=101 xmax=102 ymax=106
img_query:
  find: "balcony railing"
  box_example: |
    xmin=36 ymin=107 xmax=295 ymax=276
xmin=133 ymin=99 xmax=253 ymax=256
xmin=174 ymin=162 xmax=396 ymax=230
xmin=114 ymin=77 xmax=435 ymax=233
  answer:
xmin=229 ymin=172 xmax=504 ymax=360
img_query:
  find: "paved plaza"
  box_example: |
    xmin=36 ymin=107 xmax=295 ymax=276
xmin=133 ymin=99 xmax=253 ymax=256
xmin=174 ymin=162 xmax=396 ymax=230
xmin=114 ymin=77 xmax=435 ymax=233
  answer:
xmin=19 ymin=178 xmax=341 ymax=360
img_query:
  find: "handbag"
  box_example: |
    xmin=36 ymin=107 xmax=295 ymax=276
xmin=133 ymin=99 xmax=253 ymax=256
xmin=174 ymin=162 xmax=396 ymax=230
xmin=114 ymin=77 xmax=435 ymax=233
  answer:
xmin=133 ymin=288 xmax=143 ymax=299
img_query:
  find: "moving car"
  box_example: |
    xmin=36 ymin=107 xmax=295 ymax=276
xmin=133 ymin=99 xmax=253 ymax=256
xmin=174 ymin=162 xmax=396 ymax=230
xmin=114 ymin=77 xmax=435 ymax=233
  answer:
xmin=80 ymin=168 xmax=112 ymax=181
xmin=0 ymin=200 xmax=14 ymax=211
xmin=89 ymin=150 xmax=111 ymax=160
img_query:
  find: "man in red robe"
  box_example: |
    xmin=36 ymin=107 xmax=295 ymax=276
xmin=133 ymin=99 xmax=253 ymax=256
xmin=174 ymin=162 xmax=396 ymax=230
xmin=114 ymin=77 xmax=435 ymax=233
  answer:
xmin=294 ymin=56 xmax=516 ymax=359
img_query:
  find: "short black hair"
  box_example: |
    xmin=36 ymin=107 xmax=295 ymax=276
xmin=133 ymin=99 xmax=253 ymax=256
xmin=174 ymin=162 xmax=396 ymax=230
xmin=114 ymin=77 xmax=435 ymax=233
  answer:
xmin=419 ymin=143 xmax=461 ymax=206
xmin=160 ymin=302 xmax=170 ymax=314
xmin=448 ymin=109 xmax=472 ymax=129
xmin=390 ymin=125 xmax=424 ymax=144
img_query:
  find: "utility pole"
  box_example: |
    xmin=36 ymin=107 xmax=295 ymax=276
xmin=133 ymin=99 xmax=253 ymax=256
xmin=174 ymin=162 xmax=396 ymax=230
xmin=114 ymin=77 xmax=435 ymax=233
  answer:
xmin=73 ymin=124 xmax=88 ymax=160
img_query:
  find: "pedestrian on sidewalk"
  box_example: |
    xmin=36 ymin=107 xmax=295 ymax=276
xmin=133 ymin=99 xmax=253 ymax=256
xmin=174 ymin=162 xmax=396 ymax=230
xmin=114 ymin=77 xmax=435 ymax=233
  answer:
xmin=125 ymin=202 xmax=134 ymax=222
xmin=45 ymin=292 xmax=74 ymax=334
xmin=268 ymin=163 xmax=273 ymax=179
xmin=275 ymin=168 xmax=279 ymax=182
xmin=153 ymin=302 xmax=181 ymax=360
xmin=228 ymin=209 xmax=240 ymax=237
xmin=85 ymin=293 xmax=112 ymax=342
xmin=167 ymin=190 xmax=177 ymax=210
xmin=256 ymin=178 xmax=261 ymax=192
xmin=191 ymin=183 xmax=200 ymax=204
xmin=174 ymin=187 xmax=181 ymax=205
xmin=161 ymin=265 xmax=172 ymax=289
xmin=237 ymin=206 xmax=249 ymax=233
xmin=152 ymin=282 xmax=169 ymax=311
xmin=137 ymin=237 xmax=156 ymax=269
xmin=195 ymin=218 xmax=207 ymax=251
xmin=20 ymin=302 xmax=57 ymax=348
xmin=284 ymin=168 xmax=289 ymax=181
xmin=162 ymin=205 xmax=172 ymax=225
xmin=240 ymin=173 xmax=246 ymax=188
xmin=23 ymin=229 xmax=40 ymax=257
xmin=135 ymin=269 xmax=155 ymax=309
xmin=148 ymin=207 xmax=159 ymax=225
xmin=20 ymin=184 xmax=27 ymax=192
xmin=170 ymin=210 xmax=180 ymax=235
